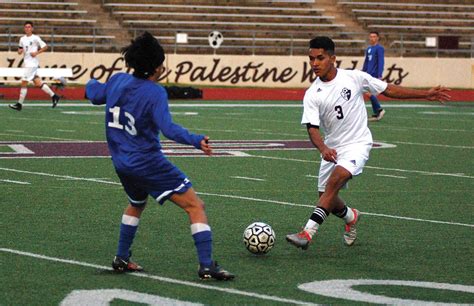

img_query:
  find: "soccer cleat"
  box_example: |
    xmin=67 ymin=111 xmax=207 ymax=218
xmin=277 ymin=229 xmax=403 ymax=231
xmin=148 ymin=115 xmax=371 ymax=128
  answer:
xmin=343 ymin=208 xmax=360 ymax=246
xmin=112 ymin=255 xmax=143 ymax=272
xmin=9 ymin=103 xmax=22 ymax=111
xmin=198 ymin=261 xmax=235 ymax=281
xmin=376 ymin=109 xmax=385 ymax=121
xmin=52 ymin=94 xmax=60 ymax=108
xmin=286 ymin=230 xmax=312 ymax=250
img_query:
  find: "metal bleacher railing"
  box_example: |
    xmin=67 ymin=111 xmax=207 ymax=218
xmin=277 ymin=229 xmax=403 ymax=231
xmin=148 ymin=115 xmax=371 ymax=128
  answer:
xmin=1 ymin=25 xmax=473 ymax=58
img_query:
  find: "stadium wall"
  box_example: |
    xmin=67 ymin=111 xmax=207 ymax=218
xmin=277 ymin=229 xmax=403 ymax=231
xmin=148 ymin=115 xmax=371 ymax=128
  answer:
xmin=1 ymin=52 xmax=473 ymax=89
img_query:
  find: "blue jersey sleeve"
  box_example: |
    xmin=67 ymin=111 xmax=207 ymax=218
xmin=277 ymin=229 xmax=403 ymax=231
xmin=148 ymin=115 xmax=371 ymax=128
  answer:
xmin=376 ymin=46 xmax=385 ymax=78
xmin=85 ymin=79 xmax=107 ymax=105
xmin=152 ymin=87 xmax=204 ymax=149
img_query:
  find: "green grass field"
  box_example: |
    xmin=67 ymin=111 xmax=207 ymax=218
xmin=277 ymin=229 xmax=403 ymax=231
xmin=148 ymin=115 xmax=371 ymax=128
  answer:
xmin=0 ymin=99 xmax=473 ymax=305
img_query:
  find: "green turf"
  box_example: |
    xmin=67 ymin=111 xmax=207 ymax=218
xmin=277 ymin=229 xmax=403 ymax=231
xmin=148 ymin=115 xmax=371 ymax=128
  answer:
xmin=0 ymin=100 xmax=473 ymax=305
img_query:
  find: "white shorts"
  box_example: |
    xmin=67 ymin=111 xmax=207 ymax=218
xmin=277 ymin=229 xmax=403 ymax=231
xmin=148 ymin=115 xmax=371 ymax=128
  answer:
xmin=22 ymin=67 xmax=39 ymax=82
xmin=317 ymin=143 xmax=372 ymax=192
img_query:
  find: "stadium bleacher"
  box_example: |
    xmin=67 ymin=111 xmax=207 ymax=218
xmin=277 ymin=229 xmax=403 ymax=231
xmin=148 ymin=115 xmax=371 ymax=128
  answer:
xmin=0 ymin=1 xmax=117 ymax=52
xmin=0 ymin=0 xmax=472 ymax=57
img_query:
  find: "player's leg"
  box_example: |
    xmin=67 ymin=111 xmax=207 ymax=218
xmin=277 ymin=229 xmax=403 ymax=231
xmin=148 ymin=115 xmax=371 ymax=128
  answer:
xmin=330 ymin=144 xmax=370 ymax=245
xmin=9 ymin=80 xmax=28 ymax=111
xmin=170 ymin=188 xmax=234 ymax=280
xmin=369 ymin=95 xmax=385 ymax=121
xmin=33 ymin=76 xmax=60 ymax=108
xmin=112 ymin=173 xmax=148 ymax=272
xmin=286 ymin=160 xmax=350 ymax=249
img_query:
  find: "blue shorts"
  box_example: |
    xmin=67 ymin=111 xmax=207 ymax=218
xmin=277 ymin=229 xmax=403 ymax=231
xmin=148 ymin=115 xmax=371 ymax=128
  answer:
xmin=116 ymin=166 xmax=193 ymax=206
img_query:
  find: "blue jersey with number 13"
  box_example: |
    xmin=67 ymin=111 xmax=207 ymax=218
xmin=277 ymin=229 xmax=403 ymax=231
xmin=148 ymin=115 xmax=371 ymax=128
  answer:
xmin=86 ymin=73 xmax=204 ymax=176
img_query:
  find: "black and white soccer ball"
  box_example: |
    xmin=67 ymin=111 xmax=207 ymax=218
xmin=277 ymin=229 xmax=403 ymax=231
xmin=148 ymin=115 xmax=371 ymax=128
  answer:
xmin=208 ymin=31 xmax=224 ymax=49
xmin=243 ymin=222 xmax=275 ymax=255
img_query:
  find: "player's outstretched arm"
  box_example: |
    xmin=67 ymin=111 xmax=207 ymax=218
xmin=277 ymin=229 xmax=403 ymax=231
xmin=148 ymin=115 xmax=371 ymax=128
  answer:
xmin=382 ymin=84 xmax=451 ymax=104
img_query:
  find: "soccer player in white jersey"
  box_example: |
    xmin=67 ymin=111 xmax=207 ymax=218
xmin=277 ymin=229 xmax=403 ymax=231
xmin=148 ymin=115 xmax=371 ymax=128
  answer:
xmin=9 ymin=21 xmax=60 ymax=111
xmin=286 ymin=36 xmax=450 ymax=250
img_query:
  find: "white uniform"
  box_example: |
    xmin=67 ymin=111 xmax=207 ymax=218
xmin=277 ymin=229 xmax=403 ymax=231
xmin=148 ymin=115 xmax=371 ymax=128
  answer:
xmin=19 ymin=34 xmax=47 ymax=81
xmin=301 ymin=68 xmax=387 ymax=191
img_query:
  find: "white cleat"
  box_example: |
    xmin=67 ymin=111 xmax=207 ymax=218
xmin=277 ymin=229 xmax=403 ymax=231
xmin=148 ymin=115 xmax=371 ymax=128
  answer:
xmin=343 ymin=208 xmax=360 ymax=246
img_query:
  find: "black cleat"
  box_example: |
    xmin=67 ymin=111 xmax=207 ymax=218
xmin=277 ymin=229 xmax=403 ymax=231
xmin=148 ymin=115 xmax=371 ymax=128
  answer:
xmin=9 ymin=103 xmax=22 ymax=111
xmin=52 ymin=94 xmax=60 ymax=108
xmin=198 ymin=261 xmax=235 ymax=281
xmin=112 ymin=255 xmax=143 ymax=273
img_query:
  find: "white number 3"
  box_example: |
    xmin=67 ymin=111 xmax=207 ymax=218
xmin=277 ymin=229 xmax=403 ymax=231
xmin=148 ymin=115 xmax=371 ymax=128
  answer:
xmin=108 ymin=106 xmax=137 ymax=136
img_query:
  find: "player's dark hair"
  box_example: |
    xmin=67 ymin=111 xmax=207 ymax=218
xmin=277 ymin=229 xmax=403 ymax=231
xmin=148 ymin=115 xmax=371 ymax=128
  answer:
xmin=369 ymin=31 xmax=380 ymax=37
xmin=309 ymin=36 xmax=335 ymax=55
xmin=121 ymin=31 xmax=165 ymax=79
xmin=24 ymin=21 xmax=33 ymax=27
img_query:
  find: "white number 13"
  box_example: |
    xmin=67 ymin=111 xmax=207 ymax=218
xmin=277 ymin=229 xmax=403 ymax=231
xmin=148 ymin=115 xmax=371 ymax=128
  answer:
xmin=108 ymin=106 xmax=137 ymax=136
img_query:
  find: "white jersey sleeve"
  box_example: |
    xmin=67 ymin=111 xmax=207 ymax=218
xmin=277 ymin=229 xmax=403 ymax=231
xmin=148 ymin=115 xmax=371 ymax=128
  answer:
xmin=356 ymin=70 xmax=388 ymax=96
xmin=301 ymin=86 xmax=320 ymax=127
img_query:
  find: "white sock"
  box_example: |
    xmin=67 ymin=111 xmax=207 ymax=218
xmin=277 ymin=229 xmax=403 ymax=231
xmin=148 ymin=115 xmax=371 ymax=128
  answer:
xmin=18 ymin=87 xmax=27 ymax=104
xmin=40 ymin=83 xmax=55 ymax=97
xmin=344 ymin=207 xmax=355 ymax=224
xmin=303 ymin=219 xmax=319 ymax=238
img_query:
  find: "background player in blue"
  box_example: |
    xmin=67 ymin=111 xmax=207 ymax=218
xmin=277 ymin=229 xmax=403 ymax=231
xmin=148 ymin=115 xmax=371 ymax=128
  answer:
xmin=362 ymin=31 xmax=385 ymax=121
xmin=85 ymin=32 xmax=234 ymax=281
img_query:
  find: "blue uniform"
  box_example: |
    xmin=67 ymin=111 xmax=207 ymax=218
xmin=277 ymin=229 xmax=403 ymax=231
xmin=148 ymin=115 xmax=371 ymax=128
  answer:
xmin=362 ymin=44 xmax=384 ymax=78
xmin=86 ymin=73 xmax=204 ymax=204
xmin=362 ymin=44 xmax=385 ymax=115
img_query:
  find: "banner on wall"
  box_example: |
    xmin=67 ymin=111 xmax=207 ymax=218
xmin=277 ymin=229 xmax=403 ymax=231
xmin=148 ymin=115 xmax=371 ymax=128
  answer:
xmin=0 ymin=52 xmax=472 ymax=88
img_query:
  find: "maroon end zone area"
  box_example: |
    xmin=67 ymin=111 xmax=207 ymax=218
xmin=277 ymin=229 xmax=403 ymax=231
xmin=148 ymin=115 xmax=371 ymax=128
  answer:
xmin=0 ymin=87 xmax=473 ymax=101
xmin=0 ymin=140 xmax=387 ymax=158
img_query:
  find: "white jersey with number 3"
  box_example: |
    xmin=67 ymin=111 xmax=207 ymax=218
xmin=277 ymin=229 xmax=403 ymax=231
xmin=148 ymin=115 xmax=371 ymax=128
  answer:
xmin=301 ymin=68 xmax=387 ymax=149
xmin=19 ymin=34 xmax=46 ymax=68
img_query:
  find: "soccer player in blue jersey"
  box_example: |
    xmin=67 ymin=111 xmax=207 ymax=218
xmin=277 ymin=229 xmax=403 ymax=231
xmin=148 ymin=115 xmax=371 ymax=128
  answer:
xmin=362 ymin=31 xmax=385 ymax=121
xmin=85 ymin=32 xmax=234 ymax=281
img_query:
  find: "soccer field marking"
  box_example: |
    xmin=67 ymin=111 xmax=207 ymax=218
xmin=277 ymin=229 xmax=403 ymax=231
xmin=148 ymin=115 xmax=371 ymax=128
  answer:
xmin=0 ymin=103 xmax=449 ymax=108
xmin=198 ymin=192 xmax=474 ymax=228
xmin=376 ymin=174 xmax=407 ymax=179
xmin=230 ymin=176 xmax=266 ymax=182
xmin=306 ymin=174 xmax=318 ymax=178
xmin=379 ymin=140 xmax=474 ymax=150
xmin=0 ymin=179 xmax=30 ymax=185
xmin=0 ymin=166 xmax=472 ymax=228
xmin=56 ymin=129 xmax=77 ymax=133
xmin=0 ymin=248 xmax=317 ymax=306
xmin=0 ymin=132 xmax=80 ymax=142
xmin=420 ymin=111 xmax=474 ymax=116
xmin=250 ymin=154 xmax=474 ymax=179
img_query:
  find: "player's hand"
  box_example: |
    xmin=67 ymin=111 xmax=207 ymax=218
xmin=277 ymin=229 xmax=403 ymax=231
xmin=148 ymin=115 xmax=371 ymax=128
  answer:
xmin=30 ymin=51 xmax=38 ymax=57
xmin=200 ymin=136 xmax=212 ymax=156
xmin=321 ymin=147 xmax=337 ymax=163
xmin=427 ymin=86 xmax=451 ymax=105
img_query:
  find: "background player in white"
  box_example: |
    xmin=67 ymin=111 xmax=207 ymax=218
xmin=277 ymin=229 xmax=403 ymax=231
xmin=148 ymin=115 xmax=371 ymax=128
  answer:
xmin=286 ymin=36 xmax=450 ymax=250
xmin=9 ymin=21 xmax=60 ymax=111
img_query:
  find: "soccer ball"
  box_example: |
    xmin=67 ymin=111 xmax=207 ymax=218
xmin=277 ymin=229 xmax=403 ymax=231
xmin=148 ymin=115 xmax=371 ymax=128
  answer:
xmin=243 ymin=222 xmax=275 ymax=255
xmin=208 ymin=31 xmax=224 ymax=49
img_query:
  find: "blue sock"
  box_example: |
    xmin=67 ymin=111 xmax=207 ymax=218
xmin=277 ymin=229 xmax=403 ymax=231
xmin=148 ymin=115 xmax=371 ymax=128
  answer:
xmin=370 ymin=95 xmax=382 ymax=114
xmin=191 ymin=223 xmax=213 ymax=267
xmin=116 ymin=215 xmax=139 ymax=259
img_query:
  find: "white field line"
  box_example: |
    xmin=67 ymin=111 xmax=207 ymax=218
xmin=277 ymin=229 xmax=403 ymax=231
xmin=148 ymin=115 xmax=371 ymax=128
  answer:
xmin=0 ymin=248 xmax=316 ymax=306
xmin=0 ymin=179 xmax=30 ymax=185
xmin=0 ymin=103 xmax=449 ymax=108
xmin=0 ymin=132 xmax=80 ymax=141
xmin=306 ymin=175 xmax=318 ymax=178
xmin=230 ymin=176 xmax=266 ymax=182
xmin=376 ymin=174 xmax=407 ymax=179
xmin=197 ymin=192 xmax=474 ymax=228
xmin=0 ymin=166 xmax=472 ymax=228
xmin=250 ymin=154 xmax=474 ymax=179
xmin=379 ymin=140 xmax=473 ymax=150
